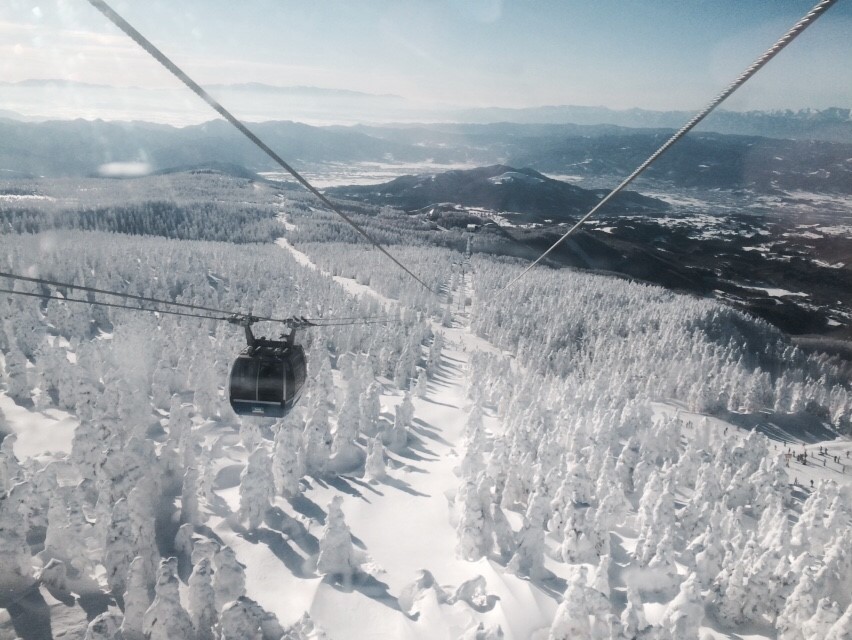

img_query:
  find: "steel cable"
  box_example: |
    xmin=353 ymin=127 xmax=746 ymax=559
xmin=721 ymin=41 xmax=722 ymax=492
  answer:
xmin=498 ymin=0 xmax=839 ymax=294
xmin=0 ymin=286 xmax=232 ymax=322
xmin=86 ymin=0 xmax=437 ymax=296
xmin=0 ymin=272 xmax=398 ymax=326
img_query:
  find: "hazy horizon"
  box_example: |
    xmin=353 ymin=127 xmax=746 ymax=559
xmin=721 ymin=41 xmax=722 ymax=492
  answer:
xmin=1 ymin=1 xmax=851 ymax=126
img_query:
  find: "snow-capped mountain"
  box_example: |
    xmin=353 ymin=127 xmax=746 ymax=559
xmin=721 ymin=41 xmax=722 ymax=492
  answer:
xmin=326 ymin=165 xmax=666 ymax=222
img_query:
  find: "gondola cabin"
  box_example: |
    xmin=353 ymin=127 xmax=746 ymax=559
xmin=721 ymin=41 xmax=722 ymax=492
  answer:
xmin=228 ymin=326 xmax=307 ymax=418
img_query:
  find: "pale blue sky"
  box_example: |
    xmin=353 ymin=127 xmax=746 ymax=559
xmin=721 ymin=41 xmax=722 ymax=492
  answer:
xmin=1 ymin=0 xmax=850 ymax=114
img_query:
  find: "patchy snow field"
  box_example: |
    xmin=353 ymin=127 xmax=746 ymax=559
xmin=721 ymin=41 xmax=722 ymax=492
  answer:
xmin=261 ymin=162 xmax=478 ymax=189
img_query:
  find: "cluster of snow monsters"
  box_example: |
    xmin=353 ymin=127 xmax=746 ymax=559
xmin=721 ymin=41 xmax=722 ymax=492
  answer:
xmin=0 ymin=174 xmax=287 ymax=243
xmin=446 ymin=252 xmax=852 ymax=638
xmin=469 ymin=256 xmax=852 ymax=433
xmin=459 ymin=356 xmax=852 ymax=637
xmin=0 ymin=231 xmax=441 ymax=638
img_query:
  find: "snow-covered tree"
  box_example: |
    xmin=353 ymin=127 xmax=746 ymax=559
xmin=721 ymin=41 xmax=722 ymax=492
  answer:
xmin=456 ymin=479 xmax=488 ymax=561
xmin=620 ymin=584 xmax=651 ymax=640
xmin=358 ymin=383 xmax=381 ymax=437
xmin=103 ymin=497 xmax=134 ymax=595
xmin=189 ymin=557 xmax=217 ymax=640
xmin=660 ymin=572 xmax=704 ymax=639
xmin=37 ymin=558 xmax=68 ymax=593
xmin=272 ymin=418 xmax=305 ymax=497
xmin=776 ymin=571 xmax=818 ymax=639
xmin=4 ymin=346 xmax=31 ymax=403
xmin=364 ymin=436 xmax=386 ymax=482
xmin=316 ymin=495 xmax=359 ymax=578
xmin=219 ymin=597 xmax=263 ymax=640
xmin=331 ymin=389 xmax=362 ymax=472
xmin=508 ymin=515 xmax=546 ymax=580
xmin=181 ymin=466 xmax=201 ymax=525
xmin=384 ymin=402 xmax=410 ymax=453
xmin=239 ymin=420 xmax=263 ymax=453
xmin=303 ymin=404 xmax=332 ymax=476
xmin=84 ymin=611 xmax=124 ymax=640
xmin=549 ymin=568 xmax=592 ymax=640
xmin=121 ymin=556 xmax=151 ymax=640
xmin=802 ymin=598 xmax=842 ymax=640
xmin=0 ymin=431 xmax=24 ymax=493
xmin=142 ymin=558 xmax=194 ymax=640
xmin=825 ymin=602 xmax=852 ymax=640
xmin=239 ymin=445 xmax=273 ymax=530
xmin=214 ymin=546 xmax=246 ymax=611
xmin=414 ymin=369 xmax=429 ymax=398
xmin=218 ymin=595 xmax=284 ymax=640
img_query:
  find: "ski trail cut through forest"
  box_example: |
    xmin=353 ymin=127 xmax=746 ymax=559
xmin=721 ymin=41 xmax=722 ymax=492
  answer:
xmin=212 ymin=237 xmax=558 ymax=638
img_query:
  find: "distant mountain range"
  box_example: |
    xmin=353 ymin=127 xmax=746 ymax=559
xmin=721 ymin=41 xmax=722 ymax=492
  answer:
xmin=451 ymin=105 xmax=852 ymax=143
xmin=1 ymin=117 xmax=850 ymax=195
xmin=327 ymin=165 xmax=666 ymax=221
xmin=0 ymin=118 xmax=425 ymax=178
xmin=2 ymin=79 xmax=851 ymax=141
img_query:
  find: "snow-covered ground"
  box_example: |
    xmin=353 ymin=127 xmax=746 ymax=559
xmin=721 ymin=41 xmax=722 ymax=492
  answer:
xmin=1 ymin=216 xmax=851 ymax=639
xmin=261 ymin=162 xmax=478 ymax=189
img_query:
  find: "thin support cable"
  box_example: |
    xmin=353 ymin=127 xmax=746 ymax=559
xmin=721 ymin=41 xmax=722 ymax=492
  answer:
xmin=499 ymin=0 xmax=839 ymax=294
xmin=86 ymin=0 xmax=436 ymax=296
xmin=0 ymin=271 xmax=396 ymax=325
xmin=0 ymin=270 xmax=257 ymax=319
xmin=0 ymin=287 xmax=231 ymax=322
xmin=0 ymin=286 xmax=401 ymax=327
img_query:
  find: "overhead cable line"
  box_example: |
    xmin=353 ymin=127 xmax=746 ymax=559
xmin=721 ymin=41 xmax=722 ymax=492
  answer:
xmin=0 ymin=287 xmax=398 ymax=328
xmin=307 ymin=318 xmax=399 ymax=327
xmin=86 ymin=0 xmax=436 ymax=297
xmin=1 ymin=270 xmax=270 ymax=321
xmin=498 ymin=0 xmax=839 ymax=294
xmin=0 ymin=287 xmax=231 ymax=322
xmin=0 ymin=272 xmax=398 ymax=326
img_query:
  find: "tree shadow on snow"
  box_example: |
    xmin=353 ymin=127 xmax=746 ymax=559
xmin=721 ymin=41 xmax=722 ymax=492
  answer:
xmin=155 ymin=493 xmax=181 ymax=561
xmin=264 ymin=507 xmax=320 ymax=557
xmin=386 ymin=458 xmax=427 ymax=474
xmin=419 ymin=395 xmax=459 ymax=409
xmin=205 ymin=492 xmax=236 ymax=519
xmin=76 ymin=590 xmax=113 ymax=622
xmin=717 ymin=409 xmax=836 ymax=444
xmin=342 ymin=476 xmax=385 ymax=497
xmin=514 ymin=569 xmax=566 ymax=601
xmin=402 ymin=431 xmax=438 ymax=459
xmin=214 ymin=464 xmax=244 ymax=490
xmin=789 ymin=484 xmax=812 ymax=505
xmin=0 ymin=580 xmax=52 ymax=640
xmin=376 ymin=475 xmax=429 ymax=498
xmin=323 ymin=572 xmax=406 ymax=616
xmin=411 ymin=418 xmax=453 ymax=447
xmin=192 ymin=525 xmax=225 ymax=547
xmin=288 ymin=494 xmax=327 ymax=525
xmin=426 ymin=369 xmax=456 ymax=390
xmin=241 ymin=526 xmax=317 ymax=579
xmin=325 ymin=476 xmax=370 ymax=502
xmin=700 ymin=607 xmax=776 ymax=640
xmin=440 ymin=353 xmax=464 ymax=366
xmin=389 ymin=445 xmax=434 ymax=464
